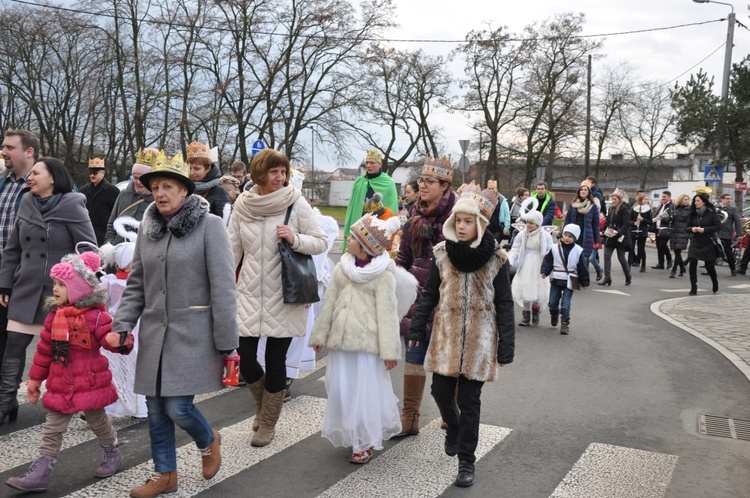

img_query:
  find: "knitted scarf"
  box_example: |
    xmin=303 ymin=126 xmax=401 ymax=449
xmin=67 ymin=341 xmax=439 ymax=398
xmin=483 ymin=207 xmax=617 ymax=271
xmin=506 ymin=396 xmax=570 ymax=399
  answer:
xmin=403 ymin=194 xmax=453 ymax=258
xmin=51 ymin=305 xmax=93 ymax=366
xmin=339 ymin=252 xmax=391 ymax=284
xmin=571 ymin=198 xmax=594 ymax=215
xmin=194 ymin=176 xmax=221 ymax=194
xmin=445 ymin=232 xmax=497 ymax=273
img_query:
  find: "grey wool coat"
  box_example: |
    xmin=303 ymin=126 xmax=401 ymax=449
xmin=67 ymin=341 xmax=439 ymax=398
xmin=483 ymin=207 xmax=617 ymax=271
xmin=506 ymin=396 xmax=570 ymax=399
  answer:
xmin=112 ymin=195 xmax=239 ymax=397
xmin=0 ymin=193 xmax=96 ymax=324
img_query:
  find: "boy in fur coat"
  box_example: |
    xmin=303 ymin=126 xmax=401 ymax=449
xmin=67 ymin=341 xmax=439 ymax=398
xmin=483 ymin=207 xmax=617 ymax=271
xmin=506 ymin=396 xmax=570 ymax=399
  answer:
xmin=6 ymin=252 xmax=132 ymax=493
xmin=408 ymin=184 xmax=515 ymax=488
xmin=311 ymin=213 xmax=416 ymax=465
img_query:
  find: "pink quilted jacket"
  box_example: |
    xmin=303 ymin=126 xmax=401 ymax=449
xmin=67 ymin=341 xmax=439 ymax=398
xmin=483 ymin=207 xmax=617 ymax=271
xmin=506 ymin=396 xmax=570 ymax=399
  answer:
xmin=29 ymin=305 xmax=122 ymax=414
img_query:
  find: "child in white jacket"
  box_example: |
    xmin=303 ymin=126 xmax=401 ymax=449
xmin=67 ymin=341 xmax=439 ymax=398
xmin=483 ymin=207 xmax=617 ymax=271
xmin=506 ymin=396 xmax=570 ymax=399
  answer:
xmin=310 ymin=213 xmax=406 ymax=465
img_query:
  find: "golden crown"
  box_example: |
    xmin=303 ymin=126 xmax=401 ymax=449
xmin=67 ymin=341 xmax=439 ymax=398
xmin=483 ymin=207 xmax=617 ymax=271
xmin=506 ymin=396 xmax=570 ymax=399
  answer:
xmin=460 ymin=183 xmax=499 ymax=220
xmin=422 ymin=156 xmax=453 ymax=183
xmin=351 ymin=214 xmax=391 ymax=256
xmin=135 ymin=148 xmax=157 ymax=167
xmin=88 ymin=158 xmax=105 ymax=170
xmin=366 ymin=150 xmax=382 ymax=163
xmin=186 ymin=141 xmax=211 ymax=160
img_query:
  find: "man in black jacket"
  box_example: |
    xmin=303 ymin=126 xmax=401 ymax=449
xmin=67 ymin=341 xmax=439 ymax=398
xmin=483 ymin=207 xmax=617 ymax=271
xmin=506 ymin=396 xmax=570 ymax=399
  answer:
xmin=80 ymin=158 xmax=120 ymax=245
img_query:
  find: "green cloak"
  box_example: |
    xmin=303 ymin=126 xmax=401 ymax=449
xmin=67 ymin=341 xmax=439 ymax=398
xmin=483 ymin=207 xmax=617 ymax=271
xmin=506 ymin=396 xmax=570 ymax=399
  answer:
xmin=342 ymin=172 xmax=399 ymax=250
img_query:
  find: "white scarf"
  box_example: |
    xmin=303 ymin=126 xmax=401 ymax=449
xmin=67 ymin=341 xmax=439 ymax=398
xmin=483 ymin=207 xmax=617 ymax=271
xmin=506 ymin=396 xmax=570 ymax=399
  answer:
xmin=339 ymin=252 xmax=391 ymax=284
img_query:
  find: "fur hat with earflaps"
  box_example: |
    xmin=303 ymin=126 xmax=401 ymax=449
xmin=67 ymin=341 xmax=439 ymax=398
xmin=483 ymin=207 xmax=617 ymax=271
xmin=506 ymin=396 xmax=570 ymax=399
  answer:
xmin=444 ymin=183 xmax=499 ymax=248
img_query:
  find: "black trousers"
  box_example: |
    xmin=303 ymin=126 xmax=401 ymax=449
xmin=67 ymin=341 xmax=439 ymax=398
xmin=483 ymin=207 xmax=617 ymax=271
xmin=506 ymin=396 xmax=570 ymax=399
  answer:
xmin=656 ymin=235 xmax=672 ymax=266
xmin=0 ymin=304 xmax=7 ymax=371
xmin=431 ymin=373 xmax=484 ymax=464
xmin=238 ymin=336 xmax=292 ymax=393
xmin=720 ymin=238 xmax=736 ymax=271
xmin=628 ymin=236 xmax=647 ymax=266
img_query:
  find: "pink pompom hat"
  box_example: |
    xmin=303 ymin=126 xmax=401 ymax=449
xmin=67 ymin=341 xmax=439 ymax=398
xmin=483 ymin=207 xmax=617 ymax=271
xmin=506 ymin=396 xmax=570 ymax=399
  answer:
xmin=49 ymin=252 xmax=102 ymax=304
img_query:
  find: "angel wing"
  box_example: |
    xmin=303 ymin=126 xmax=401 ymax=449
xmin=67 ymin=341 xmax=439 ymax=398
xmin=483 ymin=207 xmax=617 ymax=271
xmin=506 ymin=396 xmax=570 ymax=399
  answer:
xmin=394 ymin=265 xmax=419 ymax=321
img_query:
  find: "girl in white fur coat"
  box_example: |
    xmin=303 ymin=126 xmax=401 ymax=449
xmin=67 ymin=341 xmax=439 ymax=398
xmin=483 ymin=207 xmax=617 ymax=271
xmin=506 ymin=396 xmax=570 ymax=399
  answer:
xmin=310 ymin=213 xmax=412 ymax=465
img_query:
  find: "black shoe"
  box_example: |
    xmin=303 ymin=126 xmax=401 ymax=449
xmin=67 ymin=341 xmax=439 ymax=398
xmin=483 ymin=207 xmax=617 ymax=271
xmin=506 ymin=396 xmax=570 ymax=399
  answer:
xmin=669 ymin=270 xmax=676 ymax=278
xmin=639 ymin=266 xmax=646 ymax=273
xmin=445 ymin=427 xmax=459 ymax=457
xmin=625 ymin=275 xmax=632 ymax=286
xmin=598 ymin=279 xmax=612 ymax=286
xmin=731 ymin=270 xmax=738 ymax=277
xmin=455 ymin=462 xmax=475 ymax=488
xmin=651 ymin=265 xmax=665 ymax=270
xmin=713 ymin=281 xmax=719 ymax=293
xmin=631 ymin=262 xmax=640 ymax=267
xmin=550 ymin=312 xmax=559 ymax=327
xmin=738 ymin=269 xmax=746 ymax=275
xmin=666 ymin=261 xmax=673 ymax=270
xmin=701 ymin=271 xmax=709 ymax=276
xmin=689 ymin=285 xmax=697 ymax=296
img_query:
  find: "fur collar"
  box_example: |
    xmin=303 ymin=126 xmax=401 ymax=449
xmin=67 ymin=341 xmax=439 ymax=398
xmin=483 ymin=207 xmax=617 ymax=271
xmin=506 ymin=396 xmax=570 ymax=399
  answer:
xmin=144 ymin=194 xmax=209 ymax=240
xmin=44 ymin=291 xmax=107 ymax=312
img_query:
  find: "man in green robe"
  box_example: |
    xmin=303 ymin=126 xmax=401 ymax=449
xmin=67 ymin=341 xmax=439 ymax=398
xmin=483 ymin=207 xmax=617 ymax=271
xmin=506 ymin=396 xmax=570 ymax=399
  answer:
xmin=342 ymin=150 xmax=399 ymax=250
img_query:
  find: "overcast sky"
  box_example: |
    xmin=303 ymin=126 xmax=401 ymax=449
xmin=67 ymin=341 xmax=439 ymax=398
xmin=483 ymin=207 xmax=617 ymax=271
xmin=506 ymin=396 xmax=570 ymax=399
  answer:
xmin=326 ymin=0 xmax=748 ymax=169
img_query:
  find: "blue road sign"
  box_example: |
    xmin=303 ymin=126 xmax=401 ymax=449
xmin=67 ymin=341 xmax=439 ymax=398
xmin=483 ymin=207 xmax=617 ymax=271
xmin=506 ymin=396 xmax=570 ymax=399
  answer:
xmin=251 ymin=139 xmax=266 ymax=156
xmin=704 ymin=165 xmax=723 ymax=183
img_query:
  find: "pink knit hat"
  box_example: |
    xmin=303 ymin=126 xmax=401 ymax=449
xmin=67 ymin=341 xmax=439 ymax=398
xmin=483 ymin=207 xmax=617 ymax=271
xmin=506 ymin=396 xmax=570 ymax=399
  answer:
xmin=50 ymin=252 xmax=102 ymax=304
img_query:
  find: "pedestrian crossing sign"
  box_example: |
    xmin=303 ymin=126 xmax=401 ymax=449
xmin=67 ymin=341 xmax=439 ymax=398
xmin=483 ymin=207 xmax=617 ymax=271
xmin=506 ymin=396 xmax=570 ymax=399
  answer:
xmin=704 ymin=165 xmax=722 ymax=183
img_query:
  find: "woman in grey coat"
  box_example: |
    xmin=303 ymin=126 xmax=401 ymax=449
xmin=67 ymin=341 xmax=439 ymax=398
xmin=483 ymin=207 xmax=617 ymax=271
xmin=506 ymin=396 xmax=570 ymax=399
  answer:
xmin=111 ymin=151 xmax=239 ymax=498
xmin=0 ymin=158 xmax=96 ymax=425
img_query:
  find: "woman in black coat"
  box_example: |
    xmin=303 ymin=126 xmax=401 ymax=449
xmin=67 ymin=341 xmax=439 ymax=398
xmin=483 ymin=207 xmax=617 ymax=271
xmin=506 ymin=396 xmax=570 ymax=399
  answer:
xmin=686 ymin=193 xmax=722 ymax=295
xmin=599 ymin=189 xmax=632 ymax=286
xmin=668 ymin=194 xmax=691 ymax=278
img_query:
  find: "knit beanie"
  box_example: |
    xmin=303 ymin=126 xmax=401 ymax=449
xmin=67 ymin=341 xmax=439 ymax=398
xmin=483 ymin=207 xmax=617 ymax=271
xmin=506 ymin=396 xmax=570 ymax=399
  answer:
xmin=350 ymin=213 xmax=401 ymax=256
xmin=49 ymin=252 xmax=102 ymax=304
xmin=444 ymin=183 xmax=499 ymax=248
xmin=562 ymin=223 xmax=581 ymax=241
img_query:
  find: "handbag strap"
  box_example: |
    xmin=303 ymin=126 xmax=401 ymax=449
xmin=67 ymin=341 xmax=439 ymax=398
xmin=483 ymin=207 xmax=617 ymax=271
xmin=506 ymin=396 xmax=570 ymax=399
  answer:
xmin=283 ymin=204 xmax=293 ymax=225
xmin=557 ymin=244 xmax=572 ymax=274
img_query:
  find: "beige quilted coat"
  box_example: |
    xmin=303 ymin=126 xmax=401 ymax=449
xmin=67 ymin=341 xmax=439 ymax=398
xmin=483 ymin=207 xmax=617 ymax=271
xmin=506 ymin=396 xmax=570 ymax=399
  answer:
xmin=228 ymin=185 xmax=328 ymax=338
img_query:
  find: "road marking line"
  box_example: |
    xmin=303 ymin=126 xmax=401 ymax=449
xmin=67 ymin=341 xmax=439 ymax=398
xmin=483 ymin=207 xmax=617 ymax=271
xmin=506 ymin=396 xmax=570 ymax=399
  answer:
xmin=63 ymin=396 xmax=327 ymax=497
xmin=316 ymin=418 xmax=511 ymax=498
xmin=590 ymin=289 xmax=630 ymax=296
xmin=549 ymin=443 xmax=677 ymax=498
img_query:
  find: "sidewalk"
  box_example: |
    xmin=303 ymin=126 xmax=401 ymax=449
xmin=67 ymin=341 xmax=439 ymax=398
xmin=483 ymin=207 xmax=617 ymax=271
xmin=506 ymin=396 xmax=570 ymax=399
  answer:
xmin=653 ymin=294 xmax=750 ymax=383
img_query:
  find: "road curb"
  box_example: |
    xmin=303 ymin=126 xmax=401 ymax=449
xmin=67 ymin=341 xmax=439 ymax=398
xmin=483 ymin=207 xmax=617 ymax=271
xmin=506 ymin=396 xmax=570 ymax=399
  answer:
xmin=651 ymin=297 xmax=750 ymax=385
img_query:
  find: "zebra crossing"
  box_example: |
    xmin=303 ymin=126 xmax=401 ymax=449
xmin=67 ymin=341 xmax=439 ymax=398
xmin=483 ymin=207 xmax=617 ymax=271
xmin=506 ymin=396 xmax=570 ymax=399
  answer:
xmin=0 ymin=373 xmax=679 ymax=497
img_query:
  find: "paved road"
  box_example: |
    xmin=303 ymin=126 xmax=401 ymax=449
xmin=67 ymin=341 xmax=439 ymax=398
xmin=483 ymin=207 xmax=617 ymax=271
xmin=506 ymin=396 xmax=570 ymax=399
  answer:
xmin=1 ymin=247 xmax=749 ymax=497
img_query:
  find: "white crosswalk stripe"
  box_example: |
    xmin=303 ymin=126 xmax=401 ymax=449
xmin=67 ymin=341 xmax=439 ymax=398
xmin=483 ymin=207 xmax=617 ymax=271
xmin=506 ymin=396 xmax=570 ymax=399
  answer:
xmin=550 ymin=443 xmax=678 ymax=498
xmin=62 ymin=396 xmax=327 ymax=497
xmin=316 ymin=418 xmax=511 ymax=498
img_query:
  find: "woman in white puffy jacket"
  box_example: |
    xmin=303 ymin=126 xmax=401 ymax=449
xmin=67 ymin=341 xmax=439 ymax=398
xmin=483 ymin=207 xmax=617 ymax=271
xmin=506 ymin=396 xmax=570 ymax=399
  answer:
xmin=227 ymin=149 xmax=327 ymax=447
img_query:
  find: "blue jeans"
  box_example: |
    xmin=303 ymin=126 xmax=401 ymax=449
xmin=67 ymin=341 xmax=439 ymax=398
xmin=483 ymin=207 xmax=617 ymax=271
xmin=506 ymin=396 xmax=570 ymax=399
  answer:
xmin=146 ymin=395 xmax=215 ymax=473
xmin=588 ymin=249 xmax=602 ymax=273
xmin=404 ymin=337 xmax=429 ymax=365
xmin=548 ymin=279 xmax=573 ymax=321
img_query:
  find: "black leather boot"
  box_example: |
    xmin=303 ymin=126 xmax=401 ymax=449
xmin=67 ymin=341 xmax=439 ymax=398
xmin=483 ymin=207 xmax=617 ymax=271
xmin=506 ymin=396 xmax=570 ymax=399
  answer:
xmin=455 ymin=461 xmax=475 ymax=487
xmin=0 ymin=357 xmax=24 ymax=425
xmin=518 ymin=310 xmax=530 ymax=327
xmin=550 ymin=311 xmax=559 ymax=327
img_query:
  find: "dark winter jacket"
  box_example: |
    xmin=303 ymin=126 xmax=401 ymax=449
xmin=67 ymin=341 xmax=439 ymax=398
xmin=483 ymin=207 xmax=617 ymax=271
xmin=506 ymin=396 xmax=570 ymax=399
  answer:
xmin=396 ymin=190 xmax=457 ymax=340
xmin=564 ymin=201 xmax=601 ymax=258
xmin=629 ymin=203 xmax=653 ymax=240
xmin=80 ymin=179 xmax=120 ymax=245
xmin=687 ymin=208 xmax=722 ymax=262
xmin=194 ymin=165 xmax=232 ymax=221
xmin=669 ymin=205 xmax=690 ymax=251
xmin=29 ymin=298 xmax=122 ymax=414
xmin=408 ymin=234 xmax=514 ymax=381
xmin=717 ymin=204 xmax=743 ymax=240
xmin=604 ymin=204 xmax=632 ymax=250
xmin=105 ymin=182 xmax=153 ymax=245
xmin=531 ymin=192 xmax=557 ymax=226
xmin=0 ymin=193 xmax=96 ymax=324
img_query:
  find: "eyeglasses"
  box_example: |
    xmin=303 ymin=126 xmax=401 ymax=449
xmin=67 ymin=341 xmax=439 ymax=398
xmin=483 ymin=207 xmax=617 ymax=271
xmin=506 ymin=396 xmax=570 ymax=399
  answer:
xmin=417 ymin=177 xmax=439 ymax=186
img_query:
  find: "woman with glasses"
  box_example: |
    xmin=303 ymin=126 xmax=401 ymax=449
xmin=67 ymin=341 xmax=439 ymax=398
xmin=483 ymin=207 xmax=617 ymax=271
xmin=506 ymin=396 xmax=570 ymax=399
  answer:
xmin=394 ymin=157 xmax=457 ymax=437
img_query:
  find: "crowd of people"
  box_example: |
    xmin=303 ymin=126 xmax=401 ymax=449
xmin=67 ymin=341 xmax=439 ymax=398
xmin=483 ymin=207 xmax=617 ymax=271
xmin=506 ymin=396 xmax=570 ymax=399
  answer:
xmin=0 ymin=128 xmax=747 ymax=495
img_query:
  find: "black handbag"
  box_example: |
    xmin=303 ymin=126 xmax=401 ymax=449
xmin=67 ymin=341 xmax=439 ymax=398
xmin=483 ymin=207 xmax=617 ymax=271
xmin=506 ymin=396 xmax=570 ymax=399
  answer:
xmin=711 ymin=233 xmax=726 ymax=260
xmin=278 ymin=205 xmax=320 ymax=304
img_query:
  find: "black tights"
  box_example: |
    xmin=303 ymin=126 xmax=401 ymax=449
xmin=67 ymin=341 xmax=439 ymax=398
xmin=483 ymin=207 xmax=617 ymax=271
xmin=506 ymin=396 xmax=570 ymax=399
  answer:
xmin=238 ymin=336 xmax=292 ymax=393
xmin=3 ymin=331 xmax=34 ymax=358
xmin=688 ymin=258 xmax=717 ymax=289
xmin=672 ymin=249 xmax=686 ymax=274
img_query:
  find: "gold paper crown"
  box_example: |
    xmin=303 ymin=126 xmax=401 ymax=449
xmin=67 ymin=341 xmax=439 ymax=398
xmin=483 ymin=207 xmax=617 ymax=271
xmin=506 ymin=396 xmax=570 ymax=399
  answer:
xmin=88 ymin=158 xmax=105 ymax=170
xmin=135 ymin=148 xmax=157 ymax=167
xmin=366 ymin=150 xmax=382 ymax=163
xmin=152 ymin=150 xmax=186 ymax=176
xmin=186 ymin=141 xmax=211 ymax=161
xmin=459 ymin=183 xmax=499 ymax=220
xmin=422 ymin=156 xmax=453 ymax=183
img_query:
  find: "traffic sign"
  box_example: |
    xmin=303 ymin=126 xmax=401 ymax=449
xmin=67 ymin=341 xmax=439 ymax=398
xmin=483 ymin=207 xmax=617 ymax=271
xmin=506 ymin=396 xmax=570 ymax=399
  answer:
xmin=704 ymin=165 xmax=723 ymax=183
xmin=459 ymin=140 xmax=469 ymax=154
xmin=458 ymin=156 xmax=471 ymax=173
xmin=735 ymin=181 xmax=748 ymax=191
xmin=251 ymin=139 xmax=266 ymax=156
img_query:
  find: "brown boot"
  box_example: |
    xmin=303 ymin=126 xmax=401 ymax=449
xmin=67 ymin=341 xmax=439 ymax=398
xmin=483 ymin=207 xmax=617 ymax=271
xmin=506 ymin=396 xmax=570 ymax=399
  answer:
xmin=251 ymin=389 xmax=285 ymax=447
xmin=200 ymin=429 xmax=221 ymax=480
xmin=395 ymin=374 xmax=426 ymax=437
xmin=247 ymin=376 xmax=265 ymax=432
xmin=129 ymin=472 xmax=178 ymax=498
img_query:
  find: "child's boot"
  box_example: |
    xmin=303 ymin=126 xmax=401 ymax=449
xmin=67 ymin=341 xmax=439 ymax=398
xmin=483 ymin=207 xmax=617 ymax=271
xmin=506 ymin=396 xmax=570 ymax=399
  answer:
xmin=455 ymin=461 xmax=475 ymax=488
xmin=550 ymin=311 xmax=559 ymax=327
xmin=560 ymin=319 xmax=570 ymax=335
xmin=519 ymin=310 xmax=531 ymax=327
xmin=6 ymin=456 xmax=55 ymax=492
xmin=130 ymin=472 xmax=178 ymax=498
xmin=531 ymin=305 xmax=541 ymax=326
xmin=94 ymin=440 xmax=122 ymax=478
